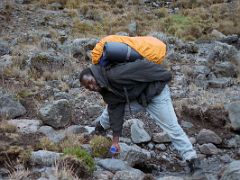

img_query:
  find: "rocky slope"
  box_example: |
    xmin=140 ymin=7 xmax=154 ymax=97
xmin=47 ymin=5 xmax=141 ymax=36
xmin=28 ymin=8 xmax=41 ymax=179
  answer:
xmin=0 ymin=0 xmax=240 ymax=180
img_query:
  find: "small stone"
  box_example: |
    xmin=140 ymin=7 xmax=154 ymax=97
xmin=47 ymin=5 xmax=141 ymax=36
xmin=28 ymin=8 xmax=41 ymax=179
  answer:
xmin=199 ymin=143 xmax=220 ymax=155
xmin=190 ymin=137 xmax=197 ymax=144
xmin=155 ymin=144 xmax=167 ymax=151
xmin=147 ymin=143 xmax=155 ymax=150
xmin=197 ymin=129 xmax=222 ymax=145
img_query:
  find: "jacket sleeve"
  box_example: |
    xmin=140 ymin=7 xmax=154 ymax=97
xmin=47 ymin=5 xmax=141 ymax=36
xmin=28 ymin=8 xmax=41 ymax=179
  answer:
xmin=107 ymin=60 xmax=172 ymax=85
xmin=107 ymin=103 xmax=125 ymax=136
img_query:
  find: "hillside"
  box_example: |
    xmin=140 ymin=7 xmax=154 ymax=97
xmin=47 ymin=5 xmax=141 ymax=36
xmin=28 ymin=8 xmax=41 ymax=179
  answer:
xmin=0 ymin=0 xmax=240 ymax=179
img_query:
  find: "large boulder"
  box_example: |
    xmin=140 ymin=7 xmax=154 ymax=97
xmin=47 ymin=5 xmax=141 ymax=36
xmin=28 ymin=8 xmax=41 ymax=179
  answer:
xmin=30 ymin=150 xmax=62 ymax=166
xmin=29 ymin=51 xmax=71 ymax=75
xmin=0 ymin=90 xmax=26 ymax=119
xmin=7 ymin=119 xmax=42 ymax=134
xmin=220 ymin=161 xmax=240 ymax=180
xmin=225 ymin=101 xmax=240 ymax=131
xmin=38 ymin=99 xmax=72 ymax=128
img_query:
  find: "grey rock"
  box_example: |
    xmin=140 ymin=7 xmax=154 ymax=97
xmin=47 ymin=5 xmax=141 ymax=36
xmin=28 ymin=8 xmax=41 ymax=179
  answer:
xmin=128 ymin=21 xmax=137 ymax=36
xmin=131 ymin=119 xmax=151 ymax=143
xmin=190 ymin=137 xmax=197 ymax=144
xmin=213 ymin=62 xmax=237 ymax=78
xmin=220 ymin=154 xmax=232 ymax=163
xmin=38 ymin=126 xmax=65 ymax=143
xmin=211 ymin=29 xmax=226 ymax=39
xmin=93 ymin=170 xmax=114 ymax=180
xmin=54 ymin=92 xmax=72 ymax=101
xmin=197 ymin=129 xmax=222 ymax=145
xmin=65 ymin=125 xmax=86 ymax=135
xmin=0 ymin=90 xmax=26 ymax=119
xmin=147 ymin=142 xmax=155 ymax=150
xmin=152 ymin=132 xmax=171 ymax=143
xmin=113 ymin=169 xmax=145 ymax=180
xmin=225 ymin=101 xmax=240 ymax=131
xmin=225 ymin=135 xmax=240 ymax=148
xmin=115 ymin=32 xmax=129 ymax=36
xmin=0 ymin=41 xmax=10 ymax=56
xmin=15 ymin=0 xmax=32 ymax=4
xmin=29 ymin=51 xmax=71 ymax=75
xmin=157 ymin=176 xmax=184 ymax=180
xmin=84 ymin=126 xmax=95 ymax=134
xmin=8 ymin=119 xmax=42 ymax=134
xmin=199 ymin=143 xmax=220 ymax=155
xmin=220 ymin=160 xmax=240 ymax=180
xmin=48 ymin=2 xmax=63 ymax=10
xmin=181 ymin=120 xmax=193 ymax=129
xmin=38 ymin=99 xmax=72 ymax=128
xmin=81 ymin=144 xmax=92 ymax=154
xmin=31 ymin=150 xmax=62 ymax=166
xmin=155 ymin=144 xmax=167 ymax=151
xmin=40 ymin=37 xmax=57 ymax=50
xmin=207 ymin=78 xmax=233 ymax=88
xmin=119 ymin=143 xmax=151 ymax=166
xmin=86 ymin=105 xmax=102 ymax=118
xmin=97 ymin=158 xmax=130 ymax=172
xmin=220 ymin=34 xmax=239 ymax=44
xmin=0 ymin=55 xmax=13 ymax=74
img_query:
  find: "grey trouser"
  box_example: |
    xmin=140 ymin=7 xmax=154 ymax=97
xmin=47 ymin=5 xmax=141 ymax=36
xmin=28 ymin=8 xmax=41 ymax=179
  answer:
xmin=98 ymin=85 xmax=197 ymax=160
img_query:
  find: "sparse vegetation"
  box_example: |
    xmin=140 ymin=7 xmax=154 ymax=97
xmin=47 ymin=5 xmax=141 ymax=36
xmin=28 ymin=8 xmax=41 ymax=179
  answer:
xmin=63 ymin=147 xmax=95 ymax=174
xmin=36 ymin=137 xmax=60 ymax=152
xmin=59 ymin=134 xmax=86 ymax=151
xmin=89 ymin=135 xmax=111 ymax=158
xmin=0 ymin=121 xmax=17 ymax=133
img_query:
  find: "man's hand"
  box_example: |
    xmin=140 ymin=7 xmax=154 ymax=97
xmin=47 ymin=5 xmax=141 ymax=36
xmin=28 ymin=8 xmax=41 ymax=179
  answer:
xmin=112 ymin=135 xmax=121 ymax=153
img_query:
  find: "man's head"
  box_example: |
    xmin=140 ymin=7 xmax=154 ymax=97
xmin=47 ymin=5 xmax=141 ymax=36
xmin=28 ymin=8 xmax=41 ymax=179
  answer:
xmin=79 ymin=68 xmax=101 ymax=92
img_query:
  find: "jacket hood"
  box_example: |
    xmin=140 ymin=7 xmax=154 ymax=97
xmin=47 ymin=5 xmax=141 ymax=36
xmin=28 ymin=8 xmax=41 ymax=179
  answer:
xmin=90 ymin=65 xmax=109 ymax=89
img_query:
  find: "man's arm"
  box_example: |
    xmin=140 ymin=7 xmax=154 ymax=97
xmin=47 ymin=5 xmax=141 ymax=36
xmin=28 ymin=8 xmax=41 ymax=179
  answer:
xmin=108 ymin=103 xmax=125 ymax=152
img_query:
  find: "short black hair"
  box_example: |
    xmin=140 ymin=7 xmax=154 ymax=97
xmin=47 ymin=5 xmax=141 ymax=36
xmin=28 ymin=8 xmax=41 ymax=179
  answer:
xmin=79 ymin=68 xmax=93 ymax=83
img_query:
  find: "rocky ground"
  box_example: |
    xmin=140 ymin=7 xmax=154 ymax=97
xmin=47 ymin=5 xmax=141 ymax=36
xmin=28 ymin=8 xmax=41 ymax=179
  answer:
xmin=0 ymin=0 xmax=240 ymax=180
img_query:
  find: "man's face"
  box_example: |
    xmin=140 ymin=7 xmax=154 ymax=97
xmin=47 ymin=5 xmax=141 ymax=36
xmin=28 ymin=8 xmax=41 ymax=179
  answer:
xmin=81 ymin=74 xmax=101 ymax=92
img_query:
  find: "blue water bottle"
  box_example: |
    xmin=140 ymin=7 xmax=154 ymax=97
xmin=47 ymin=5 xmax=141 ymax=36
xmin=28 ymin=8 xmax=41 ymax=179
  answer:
xmin=110 ymin=145 xmax=117 ymax=158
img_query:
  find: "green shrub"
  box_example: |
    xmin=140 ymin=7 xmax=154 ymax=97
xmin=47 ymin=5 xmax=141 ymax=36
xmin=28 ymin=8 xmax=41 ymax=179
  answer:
xmin=63 ymin=147 xmax=95 ymax=173
xmin=89 ymin=135 xmax=111 ymax=158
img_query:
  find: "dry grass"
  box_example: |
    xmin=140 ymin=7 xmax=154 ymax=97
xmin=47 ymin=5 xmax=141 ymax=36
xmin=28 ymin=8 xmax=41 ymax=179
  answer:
xmin=36 ymin=137 xmax=60 ymax=152
xmin=8 ymin=168 xmax=30 ymax=180
xmin=0 ymin=121 xmax=17 ymax=133
xmin=54 ymin=161 xmax=80 ymax=180
xmin=59 ymin=134 xmax=86 ymax=151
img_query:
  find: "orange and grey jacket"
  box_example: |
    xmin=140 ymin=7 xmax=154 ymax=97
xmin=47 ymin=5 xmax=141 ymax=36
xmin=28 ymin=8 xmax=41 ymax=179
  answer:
xmin=91 ymin=35 xmax=166 ymax=65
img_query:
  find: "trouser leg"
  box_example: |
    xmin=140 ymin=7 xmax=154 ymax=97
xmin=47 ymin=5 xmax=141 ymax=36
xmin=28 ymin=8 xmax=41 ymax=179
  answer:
xmin=146 ymin=85 xmax=197 ymax=160
xmin=98 ymin=101 xmax=144 ymax=130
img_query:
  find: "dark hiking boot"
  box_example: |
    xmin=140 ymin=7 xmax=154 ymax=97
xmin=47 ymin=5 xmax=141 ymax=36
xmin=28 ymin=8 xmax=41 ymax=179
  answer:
xmin=186 ymin=158 xmax=206 ymax=180
xmin=94 ymin=121 xmax=106 ymax=135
